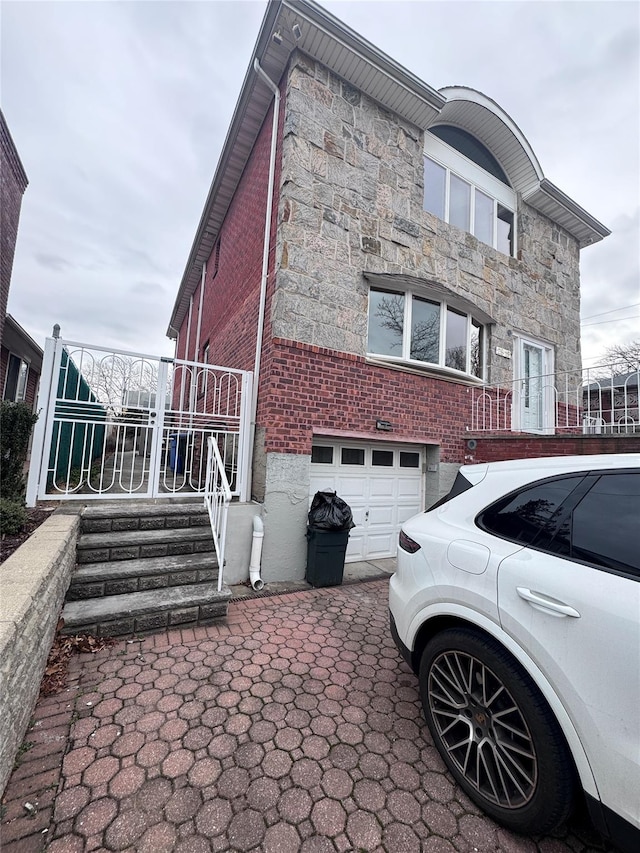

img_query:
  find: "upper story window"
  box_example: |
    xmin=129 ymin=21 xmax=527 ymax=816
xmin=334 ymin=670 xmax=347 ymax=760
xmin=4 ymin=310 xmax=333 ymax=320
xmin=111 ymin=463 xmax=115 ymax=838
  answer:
xmin=367 ymin=287 xmax=484 ymax=379
xmin=424 ymin=125 xmax=516 ymax=256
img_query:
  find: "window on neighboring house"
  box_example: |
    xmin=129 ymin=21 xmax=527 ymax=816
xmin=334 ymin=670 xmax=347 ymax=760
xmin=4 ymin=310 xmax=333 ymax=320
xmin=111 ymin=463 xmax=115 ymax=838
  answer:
xmin=3 ymin=354 xmax=29 ymax=402
xmin=367 ymin=287 xmax=485 ymax=378
xmin=423 ymin=125 xmax=516 ymax=256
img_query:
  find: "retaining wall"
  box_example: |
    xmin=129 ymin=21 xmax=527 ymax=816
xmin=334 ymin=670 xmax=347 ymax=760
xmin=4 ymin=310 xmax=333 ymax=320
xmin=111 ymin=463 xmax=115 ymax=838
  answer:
xmin=0 ymin=511 xmax=80 ymax=796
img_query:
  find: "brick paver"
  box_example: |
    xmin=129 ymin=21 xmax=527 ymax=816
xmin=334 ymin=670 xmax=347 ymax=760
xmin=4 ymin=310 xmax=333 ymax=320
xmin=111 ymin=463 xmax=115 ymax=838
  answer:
xmin=1 ymin=580 xmax=615 ymax=851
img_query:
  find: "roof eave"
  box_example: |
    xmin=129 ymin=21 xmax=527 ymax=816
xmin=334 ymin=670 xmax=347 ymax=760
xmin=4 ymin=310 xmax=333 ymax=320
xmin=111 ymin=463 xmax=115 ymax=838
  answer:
xmin=522 ymin=179 xmax=610 ymax=248
xmin=168 ymin=0 xmax=611 ymax=338
xmin=167 ymin=0 xmax=446 ymax=338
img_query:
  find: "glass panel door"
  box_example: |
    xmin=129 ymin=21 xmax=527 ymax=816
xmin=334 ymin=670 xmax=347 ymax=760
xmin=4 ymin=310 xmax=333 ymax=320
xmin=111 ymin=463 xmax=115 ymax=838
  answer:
xmin=521 ymin=342 xmax=544 ymax=431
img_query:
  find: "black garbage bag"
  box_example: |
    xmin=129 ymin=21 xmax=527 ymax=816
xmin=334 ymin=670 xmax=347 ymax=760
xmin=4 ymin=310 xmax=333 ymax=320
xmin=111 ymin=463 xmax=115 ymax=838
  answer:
xmin=308 ymin=490 xmax=355 ymax=531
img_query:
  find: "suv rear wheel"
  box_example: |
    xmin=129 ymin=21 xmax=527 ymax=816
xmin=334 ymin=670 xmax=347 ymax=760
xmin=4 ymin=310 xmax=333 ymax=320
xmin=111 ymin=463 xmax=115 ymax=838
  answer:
xmin=419 ymin=627 xmax=575 ymax=834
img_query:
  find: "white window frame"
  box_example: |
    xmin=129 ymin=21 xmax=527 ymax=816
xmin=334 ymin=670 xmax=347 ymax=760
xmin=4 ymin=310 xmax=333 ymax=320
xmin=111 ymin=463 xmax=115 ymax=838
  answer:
xmin=3 ymin=352 xmax=30 ymax=403
xmin=424 ymin=133 xmax=517 ymax=256
xmin=367 ymin=286 xmax=486 ymax=380
xmin=512 ymin=335 xmax=555 ymax=434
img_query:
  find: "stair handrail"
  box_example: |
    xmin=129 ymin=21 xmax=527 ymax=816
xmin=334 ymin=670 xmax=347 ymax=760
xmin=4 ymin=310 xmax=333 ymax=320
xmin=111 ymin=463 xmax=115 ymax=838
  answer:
xmin=204 ymin=435 xmax=232 ymax=592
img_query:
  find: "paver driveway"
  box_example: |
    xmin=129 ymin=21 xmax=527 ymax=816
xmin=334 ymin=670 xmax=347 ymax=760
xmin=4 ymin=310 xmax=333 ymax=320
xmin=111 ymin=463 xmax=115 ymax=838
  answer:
xmin=2 ymin=579 xmax=614 ymax=852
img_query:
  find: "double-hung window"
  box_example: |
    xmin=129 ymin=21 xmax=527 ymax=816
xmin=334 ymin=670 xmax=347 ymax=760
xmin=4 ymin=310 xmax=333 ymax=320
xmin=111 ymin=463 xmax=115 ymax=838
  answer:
xmin=424 ymin=125 xmax=516 ymax=256
xmin=367 ymin=287 xmax=485 ymax=379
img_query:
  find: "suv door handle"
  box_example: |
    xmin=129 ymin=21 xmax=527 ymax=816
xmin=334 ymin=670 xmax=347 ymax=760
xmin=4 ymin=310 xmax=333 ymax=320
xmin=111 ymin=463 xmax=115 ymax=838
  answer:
xmin=516 ymin=587 xmax=581 ymax=618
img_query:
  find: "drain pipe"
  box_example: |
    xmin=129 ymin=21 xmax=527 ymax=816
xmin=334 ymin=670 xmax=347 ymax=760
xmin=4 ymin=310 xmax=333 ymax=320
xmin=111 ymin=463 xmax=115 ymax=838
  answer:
xmin=246 ymin=58 xmax=280 ymax=502
xmin=194 ymin=263 xmax=206 ymax=362
xmin=249 ymin=516 xmax=265 ymax=590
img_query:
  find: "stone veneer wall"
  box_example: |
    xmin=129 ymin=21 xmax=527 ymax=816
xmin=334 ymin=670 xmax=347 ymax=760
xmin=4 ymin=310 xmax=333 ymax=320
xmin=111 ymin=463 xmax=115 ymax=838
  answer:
xmin=272 ymin=52 xmax=582 ymax=390
xmin=0 ymin=512 xmax=80 ymax=797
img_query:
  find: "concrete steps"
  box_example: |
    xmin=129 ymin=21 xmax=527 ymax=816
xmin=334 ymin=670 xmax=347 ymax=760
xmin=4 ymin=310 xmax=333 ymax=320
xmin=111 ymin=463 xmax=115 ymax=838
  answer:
xmin=67 ymin=553 xmax=218 ymax=600
xmin=62 ymin=583 xmax=229 ymax=637
xmin=62 ymin=501 xmax=231 ymax=637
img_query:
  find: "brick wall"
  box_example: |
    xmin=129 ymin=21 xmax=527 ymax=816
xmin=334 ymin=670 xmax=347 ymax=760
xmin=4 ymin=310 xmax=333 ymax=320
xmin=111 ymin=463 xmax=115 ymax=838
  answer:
xmin=465 ymin=433 xmax=640 ymax=464
xmin=177 ymin=93 xmax=283 ymax=374
xmin=0 ymin=111 xmax=28 ymax=349
xmin=258 ymin=338 xmax=472 ymax=463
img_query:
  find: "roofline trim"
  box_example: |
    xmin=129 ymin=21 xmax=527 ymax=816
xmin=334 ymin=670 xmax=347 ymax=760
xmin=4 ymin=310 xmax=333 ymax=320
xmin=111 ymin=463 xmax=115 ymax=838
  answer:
xmin=526 ymin=178 xmax=611 ymax=241
xmin=434 ymin=86 xmax=545 ymax=186
xmin=284 ymin=0 xmax=446 ymax=114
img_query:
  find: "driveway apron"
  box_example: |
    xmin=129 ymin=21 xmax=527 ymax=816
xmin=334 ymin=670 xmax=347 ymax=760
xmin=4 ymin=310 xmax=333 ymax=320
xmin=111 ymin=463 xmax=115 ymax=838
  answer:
xmin=1 ymin=579 xmax=614 ymax=852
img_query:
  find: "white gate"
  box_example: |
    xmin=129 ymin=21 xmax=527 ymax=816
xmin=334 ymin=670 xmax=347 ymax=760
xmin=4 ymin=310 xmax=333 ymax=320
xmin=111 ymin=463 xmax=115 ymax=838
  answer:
xmin=26 ymin=337 xmax=252 ymax=505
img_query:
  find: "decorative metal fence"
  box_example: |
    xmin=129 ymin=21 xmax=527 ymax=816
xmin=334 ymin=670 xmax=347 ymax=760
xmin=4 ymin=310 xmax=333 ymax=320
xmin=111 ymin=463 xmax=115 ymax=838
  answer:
xmin=470 ymin=364 xmax=639 ymax=435
xmin=27 ymin=337 xmax=252 ymax=504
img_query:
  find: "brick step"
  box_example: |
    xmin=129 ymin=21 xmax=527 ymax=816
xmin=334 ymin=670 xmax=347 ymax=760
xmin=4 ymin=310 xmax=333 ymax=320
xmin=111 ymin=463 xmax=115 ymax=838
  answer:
xmin=67 ymin=553 xmax=219 ymax=601
xmin=76 ymin=527 xmax=214 ymax=564
xmin=80 ymin=501 xmax=208 ymax=534
xmin=61 ymin=583 xmax=231 ymax=637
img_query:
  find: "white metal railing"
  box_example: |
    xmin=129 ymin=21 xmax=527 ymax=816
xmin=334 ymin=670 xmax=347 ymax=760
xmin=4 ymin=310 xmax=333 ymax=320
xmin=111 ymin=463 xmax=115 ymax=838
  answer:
xmin=27 ymin=336 xmax=252 ymax=505
xmin=470 ymin=363 xmax=640 ymax=434
xmin=204 ymin=436 xmax=232 ymax=592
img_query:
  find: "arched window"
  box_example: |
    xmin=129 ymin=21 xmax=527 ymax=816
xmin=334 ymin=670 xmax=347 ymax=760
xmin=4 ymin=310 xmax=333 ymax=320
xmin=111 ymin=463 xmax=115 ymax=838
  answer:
xmin=424 ymin=124 xmax=516 ymax=256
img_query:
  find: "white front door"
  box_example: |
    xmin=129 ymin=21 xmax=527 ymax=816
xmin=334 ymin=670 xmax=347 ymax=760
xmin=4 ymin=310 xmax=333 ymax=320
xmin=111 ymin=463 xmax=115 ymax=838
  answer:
xmin=514 ymin=337 xmax=554 ymax=433
xmin=309 ymin=440 xmax=424 ymax=562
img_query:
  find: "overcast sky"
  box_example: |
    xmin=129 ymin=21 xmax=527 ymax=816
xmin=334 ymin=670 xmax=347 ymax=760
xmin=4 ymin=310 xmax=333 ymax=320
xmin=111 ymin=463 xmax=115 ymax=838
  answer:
xmin=2 ymin=0 xmax=639 ymax=366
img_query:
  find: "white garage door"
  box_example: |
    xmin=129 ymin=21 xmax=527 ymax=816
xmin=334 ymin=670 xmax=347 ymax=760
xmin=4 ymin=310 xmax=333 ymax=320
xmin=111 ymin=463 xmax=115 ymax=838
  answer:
xmin=309 ymin=440 xmax=424 ymax=562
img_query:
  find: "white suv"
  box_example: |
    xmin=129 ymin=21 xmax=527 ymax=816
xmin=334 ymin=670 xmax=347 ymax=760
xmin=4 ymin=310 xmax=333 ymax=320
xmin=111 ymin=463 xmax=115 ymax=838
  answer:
xmin=389 ymin=454 xmax=639 ymax=851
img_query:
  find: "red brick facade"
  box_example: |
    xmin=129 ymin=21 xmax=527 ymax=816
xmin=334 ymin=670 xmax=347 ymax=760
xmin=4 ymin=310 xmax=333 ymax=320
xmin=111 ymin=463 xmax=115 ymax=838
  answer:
xmin=466 ymin=434 xmax=640 ymax=464
xmin=1 ymin=110 xmax=28 ymax=349
xmin=258 ymin=338 xmax=471 ymax=463
xmin=177 ymin=97 xmax=282 ymax=375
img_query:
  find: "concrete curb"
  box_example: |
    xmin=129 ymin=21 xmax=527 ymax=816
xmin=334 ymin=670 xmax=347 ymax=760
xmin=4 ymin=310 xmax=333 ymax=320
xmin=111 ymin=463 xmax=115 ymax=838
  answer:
xmin=0 ymin=510 xmax=81 ymax=797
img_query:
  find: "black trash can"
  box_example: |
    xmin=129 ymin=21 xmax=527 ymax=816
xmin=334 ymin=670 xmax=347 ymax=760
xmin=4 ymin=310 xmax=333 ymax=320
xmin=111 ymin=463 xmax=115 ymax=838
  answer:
xmin=306 ymin=527 xmax=350 ymax=588
xmin=305 ymin=490 xmax=354 ymax=588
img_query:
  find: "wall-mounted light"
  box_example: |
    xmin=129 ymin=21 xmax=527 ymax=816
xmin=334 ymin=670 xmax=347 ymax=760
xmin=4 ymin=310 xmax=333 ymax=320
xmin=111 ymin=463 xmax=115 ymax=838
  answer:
xmin=272 ymin=30 xmax=283 ymax=45
xmin=292 ymin=23 xmax=302 ymax=40
xmin=376 ymin=419 xmax=392 ymax=431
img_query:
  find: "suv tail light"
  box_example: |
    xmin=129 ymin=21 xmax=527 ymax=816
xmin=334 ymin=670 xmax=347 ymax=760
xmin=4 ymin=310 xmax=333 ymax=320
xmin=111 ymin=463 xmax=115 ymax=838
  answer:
xmin=399 ymin=530 xmax=421 ymax=553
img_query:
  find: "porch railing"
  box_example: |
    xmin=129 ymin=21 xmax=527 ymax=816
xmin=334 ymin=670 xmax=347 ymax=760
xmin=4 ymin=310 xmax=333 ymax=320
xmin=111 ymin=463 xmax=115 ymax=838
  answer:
xmin=204 ymin=436 xmax=232 ymax=592
xmin=26 ymin=336 xmax=252 ymax=505
xmin=470 ymin=364 xmax=640 ymax=434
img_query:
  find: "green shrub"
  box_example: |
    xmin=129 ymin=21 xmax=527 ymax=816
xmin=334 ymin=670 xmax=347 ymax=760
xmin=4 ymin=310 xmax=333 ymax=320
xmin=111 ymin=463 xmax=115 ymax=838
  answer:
xmin=0 ymin=401 xmax=38 ymax=501
xmin=0 ymin=498 xmax=27 ymax=536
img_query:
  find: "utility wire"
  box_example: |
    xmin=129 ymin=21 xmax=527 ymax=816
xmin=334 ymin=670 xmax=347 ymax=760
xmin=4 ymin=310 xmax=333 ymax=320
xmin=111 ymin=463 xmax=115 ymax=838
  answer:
xmin=581 ymin=302 xmax=640 ymax=321
xmin=581 ymin=315 xmax=639 ymax=328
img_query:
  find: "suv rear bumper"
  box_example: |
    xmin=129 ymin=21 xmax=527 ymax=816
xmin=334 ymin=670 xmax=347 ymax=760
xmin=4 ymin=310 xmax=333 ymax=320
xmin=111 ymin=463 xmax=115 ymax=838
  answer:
xmin=389 ymin=610 xmax=413 ymax=669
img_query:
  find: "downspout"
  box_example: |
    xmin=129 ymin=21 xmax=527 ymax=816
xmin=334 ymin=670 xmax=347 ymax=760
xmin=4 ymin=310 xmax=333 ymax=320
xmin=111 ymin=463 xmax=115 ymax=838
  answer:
xmin=249 ymin=515 xmax=265 ymax=590
xmin=194 ymin=263 xmax=206 ymax=362
xmin=246 ymin=58 xmax=280 ymax=503
xmin=185 ymin=296 xmax=193 ymax=362
xmin=180 ymin=296 xmax=193 ymax=413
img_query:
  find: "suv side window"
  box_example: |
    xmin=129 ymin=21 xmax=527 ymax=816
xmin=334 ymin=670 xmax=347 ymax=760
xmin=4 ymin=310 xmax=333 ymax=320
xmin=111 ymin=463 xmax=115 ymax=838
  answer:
xmin=567 ymin=473 xmax=639 ymax=575
xmin=478 ymin=475 xmax=585 ymax=545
